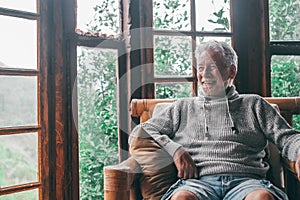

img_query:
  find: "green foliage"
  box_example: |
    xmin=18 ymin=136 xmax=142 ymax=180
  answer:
xmin=271 ymin=57 xmax=300 ymax=97
xmin=77 ymin=1 xmax=119 ymax=199
xmin=88 ymin=0 xmax=119 ymax=34
xmin=156 ymin=86 xmax=177 ymax=98
xmin=153 ymin=0 xmax=231 ymax=98
xmin=153 ymin=0 xmax=189 ymax=30
xmin=156 ymin=83 xmax=192 ymax=99
xmin=269 ymin=0 xmax=300 ymax=129
xmin=269 ymin=0 xmax=300 ymax=40
xmin=0 ymin=136 xmax=38 ymax=200
xmin=208 ymin=6 xmax=230 ymax=31
xmin=271 ymin=56 xmax=300 ymax=129
xmin=154 ymin=36 xmax=192 ymax=77
xmin=0 ymin=190 xmax=38 ymax=200
xmin=78 ymin=48 xmax=118 ymax=200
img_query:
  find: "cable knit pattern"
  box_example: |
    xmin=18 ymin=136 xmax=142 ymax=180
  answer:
xmin=129 ymin=86 xmax=300 ymax=178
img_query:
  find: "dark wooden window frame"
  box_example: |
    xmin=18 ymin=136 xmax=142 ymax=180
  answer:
xmin=270 ymin=42 xmax=300 ymax=55
xmin=128 ymin=0 xmax=271 ymax=100
xmin=46 ymin=0 xmax=130 ymax=199
xmin=75 ymin=35 xmax=129 ymax=160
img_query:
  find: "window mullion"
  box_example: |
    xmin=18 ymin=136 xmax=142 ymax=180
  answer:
xmin=0 ymin=7 xmax=39 ymax=20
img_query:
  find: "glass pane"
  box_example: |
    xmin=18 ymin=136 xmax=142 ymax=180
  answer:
xmin=271 ymin=56 xmax=300 ymax=97
xmin=269 ymin=0 xmax=300 ymax=40
xmin=77 ymin=0 xmax=120 ymax=36
xmin=0 ymin=16 xmax=37 ymax=69
xmin=196 ymin=0 xmax=231 ymax=32
xmin=0 ymin=0 xmax=37 ymax=13
xmin=156 ymin=83 xmax=193 ymax=98
xmin=154 ymin=35 xmax=192 ymax=76
xmin=0 ymin=76 xmax=38 ymax=128
xmin=196 ymin=36 xmax=231 ymax=44
xmin=294 ymin=115 xmax=300 ymax=130
xmin=153 ymin=0 xmax=190 ymax=30
xmin=0 ymin=189 xmax=38 ymax=200
xmin=77 ymin=47 xmax=119 ymax=199
xmin=0 ymin=133 xmax=38 ymax=188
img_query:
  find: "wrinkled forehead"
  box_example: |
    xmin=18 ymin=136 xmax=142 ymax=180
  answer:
xmin=197 ymin=50 xmax=225 ymax=66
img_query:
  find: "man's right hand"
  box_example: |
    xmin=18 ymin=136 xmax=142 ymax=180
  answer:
xmin=173 ymin=146 xmax=199 ymax=179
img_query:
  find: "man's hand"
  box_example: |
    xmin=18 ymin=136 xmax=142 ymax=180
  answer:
xmin=296 ymin=155 xmax=300 ymax=180
xmin=173 ymin=146 xmax=199 ymax=179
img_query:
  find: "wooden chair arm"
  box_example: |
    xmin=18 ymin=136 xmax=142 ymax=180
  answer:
xmin=104 ymin=157 xmax=141 ymax=200
xmin=131 ymin=97 xmax=300 ymax=116
xmin=264 ymin=97 xmax=300 ymax=114
xmin=130 ymin=99 xmax=176 ymax=117
xmin=130 ymin=97 xmax=300 ymax=122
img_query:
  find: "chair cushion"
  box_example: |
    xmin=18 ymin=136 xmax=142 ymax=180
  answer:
xmin=130 ymin=126 xmax=178 ymax=200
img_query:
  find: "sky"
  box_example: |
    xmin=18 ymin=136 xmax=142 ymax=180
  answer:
xmin=0 ymin=1 xmax=37 ymax=69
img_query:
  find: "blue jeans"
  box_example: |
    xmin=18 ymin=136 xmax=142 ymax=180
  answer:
xmin=161 ymin=175 xmax=288 ymax=200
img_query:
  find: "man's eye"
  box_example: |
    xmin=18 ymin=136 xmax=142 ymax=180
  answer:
xmin=210 ymin=65 xmax=218 ymax=70
xmin=198 ymin=66 xmax=204 ymax=72
xmin=198 ymin=65 xmax=217 ymax=72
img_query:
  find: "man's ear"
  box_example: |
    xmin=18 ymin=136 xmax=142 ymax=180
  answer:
xmin=229 ymin=65 xmax=237 ymax=79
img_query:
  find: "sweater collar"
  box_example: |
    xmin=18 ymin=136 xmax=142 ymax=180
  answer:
xmin=199 ymin=85 xmax=239 ymax=101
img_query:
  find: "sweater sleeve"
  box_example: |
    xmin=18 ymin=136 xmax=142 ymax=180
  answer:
xmin=129 ymin=101 xmax=182 ymax=157
xmin=254 ymin=96 xmax=300 ymax=161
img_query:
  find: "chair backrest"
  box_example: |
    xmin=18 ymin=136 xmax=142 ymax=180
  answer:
xmin=130 ymin=97 xmax=300 ymax=189
xmin=131 ymin=97 xmax=300 ymax=123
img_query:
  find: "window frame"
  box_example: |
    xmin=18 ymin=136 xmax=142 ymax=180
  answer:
xmin=0 ymin=3 xmax=43 ymax=198
xmin=152 ymin=0 xmax=234 ymax=97
xmin=129 ymin=0 xmax=270 ymax=99
xmin=267 ymin=0 xmax=300 ymax=96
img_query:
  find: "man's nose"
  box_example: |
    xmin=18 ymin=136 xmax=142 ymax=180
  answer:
xmin=202 ymin=66 xmax=211 ymax=76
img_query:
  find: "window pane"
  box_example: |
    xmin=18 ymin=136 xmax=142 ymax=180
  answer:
xmin=0 ymin=0 xmax=37 ymax=13
xmin=196 ymin=36 xmax=231 ymax=45
xmin=77 ymin=47 xmax=118 ymax=199
xmin=153 ymin=0 xmax=190 ymax=30
xmin=156 ymin=83 xmax=193 ymax=98
xmin=271 ymin=56 xmax=300 ymax=97
xmin=196 ymin=0 xmax=231 ymax=32
xmin=0 ymin=189 xmax=38 ymax=200
xmin=294 ymin=115 xmax=300 ymax=130
xmin=0 ymin=133 xmax=38 ymax=188
xmin=269 ymin=0 xmax=300 ymax=40
xmin=154 ymin=35 xmax=192 ymax=76
xmin=0 ymin=76 xmax=38 ymax=128
xmin=0 ymin=16 xmax=37 ymax=69
xmin=77 ymin=0 xmax=120 ymax=36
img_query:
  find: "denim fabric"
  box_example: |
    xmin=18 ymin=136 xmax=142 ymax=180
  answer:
xmin=161 ymin=175 xmax=288 ymax=200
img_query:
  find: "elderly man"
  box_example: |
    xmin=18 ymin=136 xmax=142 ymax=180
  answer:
xmin=129 ymin=40 xmax=300 ymax=200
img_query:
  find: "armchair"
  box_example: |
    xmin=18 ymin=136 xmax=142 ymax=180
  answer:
xmin=104 ymin=97 xmax=300 ymax=200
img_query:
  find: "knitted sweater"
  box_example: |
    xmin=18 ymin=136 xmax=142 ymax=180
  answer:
xmin=129 ymin=87 xmax=300 ymax=178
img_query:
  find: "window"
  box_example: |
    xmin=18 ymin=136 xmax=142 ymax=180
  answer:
xmin=0 ymin=1 xmax=285 ymax=199
xmin=0 ymin=1 xmax=42 ymax=199
xmin=152 ymin=0 xmax=232 ymax=98
xmin=76 ymin=0 xmax=126 ymax=199
xmin=269 ymin=0 xmax=300 ymax=129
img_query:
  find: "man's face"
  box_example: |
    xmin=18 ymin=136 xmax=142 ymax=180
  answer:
xmin=197 ymin=50 xmax=232 ymax=97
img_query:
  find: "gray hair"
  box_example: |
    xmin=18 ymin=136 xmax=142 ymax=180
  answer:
xmin=195 ymin=40 xmax=238 ymax=70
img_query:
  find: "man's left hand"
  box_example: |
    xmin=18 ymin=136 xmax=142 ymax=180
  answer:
xmin=296 ymin=155 xmax=300 ymax=181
